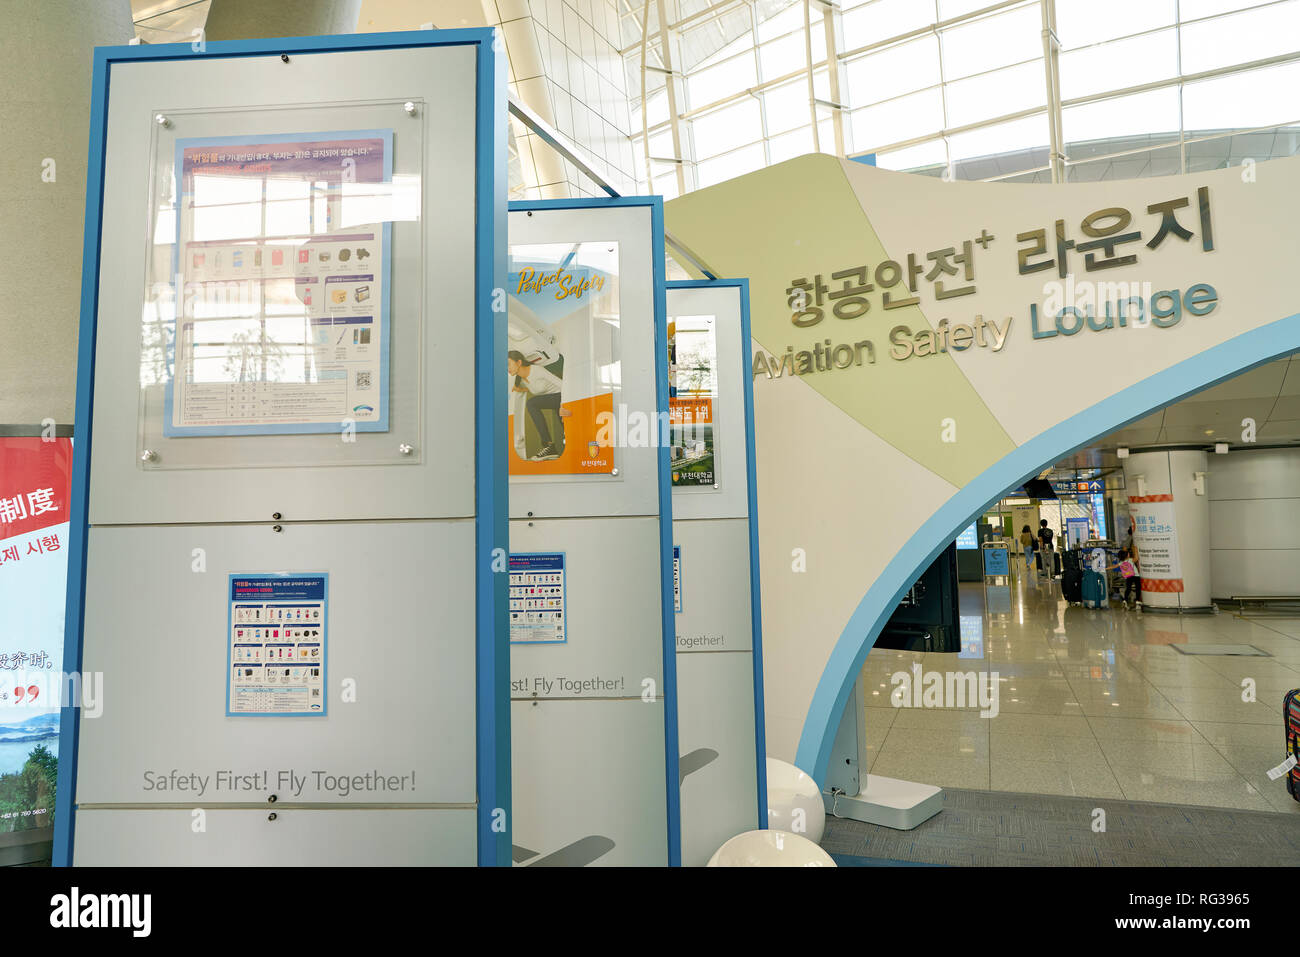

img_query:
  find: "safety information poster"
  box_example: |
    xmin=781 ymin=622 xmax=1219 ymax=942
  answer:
xmin=169 ymin=131 xmax=392 ymax=436
xmin=509 ymin=553 xmax=566 ymax=644
xmin=227 ymin=574 xmax=328 ymax=716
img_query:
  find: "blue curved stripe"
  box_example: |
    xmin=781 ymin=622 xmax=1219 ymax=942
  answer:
xmin=794 ymin=312 xmax=1300 ymax=784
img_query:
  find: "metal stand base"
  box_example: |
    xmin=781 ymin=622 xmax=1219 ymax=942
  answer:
xmin=1140 ymin=604 xmax=1216 ymax=615
xmin=825 ymin=775 xmax=944 ymax=831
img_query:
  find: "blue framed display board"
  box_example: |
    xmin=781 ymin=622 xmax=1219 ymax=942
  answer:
xmin=981 ymin=543 xmax=1010 ymax=577
xmin=666 ymin=278 xmax=768 ymax=865
xmin=506 ymin=195 xmax=681 ymax=866
xmin=56 ymin=28 xmax=509 ymax=867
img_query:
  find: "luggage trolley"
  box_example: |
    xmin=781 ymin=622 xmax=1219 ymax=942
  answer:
xmin=1081 ymin=539 xmax=1119 ymax=609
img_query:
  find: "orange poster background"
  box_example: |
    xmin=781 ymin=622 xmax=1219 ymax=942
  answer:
xmin=509 ymin=392 xmax=615 ymax=475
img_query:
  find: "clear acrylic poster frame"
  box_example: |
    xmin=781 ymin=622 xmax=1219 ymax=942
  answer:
xmin=137 ymin=100 xmax=425 ymax=470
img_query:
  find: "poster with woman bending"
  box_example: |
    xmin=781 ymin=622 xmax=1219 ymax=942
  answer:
xmin=507 ymin=243 xmax=619 ymax=476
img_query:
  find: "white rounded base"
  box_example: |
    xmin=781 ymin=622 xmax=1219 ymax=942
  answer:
xmin=707 ymin=829 xmax=836 ymax=867
xmin=766 ymin=757 xmax=826 ymax=844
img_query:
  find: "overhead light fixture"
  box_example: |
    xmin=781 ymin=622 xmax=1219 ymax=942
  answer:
xmin=1203 ymin=429 xmax=1215 ymax=436
xmin=1214 ymin=442 xmax=1229 ymax=454
xmin=1117 ymin=447 xmax=1129 ymax=459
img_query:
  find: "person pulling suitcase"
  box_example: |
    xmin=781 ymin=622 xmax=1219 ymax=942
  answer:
xmin=1110 ymin=549 xmax=1141 ymax=610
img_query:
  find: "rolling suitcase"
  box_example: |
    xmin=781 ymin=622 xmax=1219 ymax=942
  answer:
xmin=1286 ymin=689 xmax=1300 ymax=803
xmin=1081 ymin=569 xmax=1107 ymax=608
xmin=1062 ymin=568 xmax=1083 ymax=603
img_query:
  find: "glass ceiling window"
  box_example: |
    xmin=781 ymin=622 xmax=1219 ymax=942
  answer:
xmin=622 ymin=0 xmax=1300 ymax=195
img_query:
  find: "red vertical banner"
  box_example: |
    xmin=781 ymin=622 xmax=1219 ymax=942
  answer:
xmin=0 ymin=436 xmax=73 ymax=832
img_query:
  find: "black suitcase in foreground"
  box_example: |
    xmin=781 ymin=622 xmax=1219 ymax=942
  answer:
xmin=1286 ymin=689 xmax=1300 ymax=803
xmin=1062 ymin=568 xmax=1083 ymax=603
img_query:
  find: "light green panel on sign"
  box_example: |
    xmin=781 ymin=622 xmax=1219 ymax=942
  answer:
xmin=666 ymin=153 xmax=1015 ymax=488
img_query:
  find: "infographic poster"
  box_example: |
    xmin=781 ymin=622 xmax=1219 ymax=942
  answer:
xmin=169 ymin=131 xmax=393 ymax=436
xmin=227 ymin=574 xmax=328 ymax=716
xmin=507 ymin=243 xmax=619 ymax=475
xmin=509 ymin=553 xmax=567 ymax=644
xmin=0 ymin=437 xmax=70 ymax=832
xmin=666 ymin=317 xmax=717 ymax=487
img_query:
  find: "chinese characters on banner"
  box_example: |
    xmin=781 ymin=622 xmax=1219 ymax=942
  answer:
xmin=0 ymin=437 xmax=72 ymax=830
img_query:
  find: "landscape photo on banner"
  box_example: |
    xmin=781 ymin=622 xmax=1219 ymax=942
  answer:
xmin=0 ymin=436 xmax=71 ymax=831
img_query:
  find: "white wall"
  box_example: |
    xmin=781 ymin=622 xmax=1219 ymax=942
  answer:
xmin=1208 ymin=447 xmax=1300 ymax=597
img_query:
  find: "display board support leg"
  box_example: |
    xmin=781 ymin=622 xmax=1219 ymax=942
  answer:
xmin=822 ymin=674 xmax=944 ymax=831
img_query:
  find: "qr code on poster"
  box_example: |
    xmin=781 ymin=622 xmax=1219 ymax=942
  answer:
xmin=355 ymin=370 xmax=372 ymax=390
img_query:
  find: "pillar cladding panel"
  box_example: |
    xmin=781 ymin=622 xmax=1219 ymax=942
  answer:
xmin=0 ymin=0 xmax=133 ymax=424
xmin=1124 ymin=449 xmax=1211 ymax=610
xmin=1169 ymin=449 xmax=1212 ymax=609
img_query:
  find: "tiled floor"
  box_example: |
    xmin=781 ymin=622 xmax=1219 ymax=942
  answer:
xmin=859 ymin=579 xmax=1300 ymax=815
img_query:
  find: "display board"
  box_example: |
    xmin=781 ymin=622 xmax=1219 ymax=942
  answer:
xmin=58 ymin=29 xmax=508 ymax=867
xmin=507 ymin=197 xmax=680 ymax=866
xmin=666 ymin=280 xmax=767 ymax=866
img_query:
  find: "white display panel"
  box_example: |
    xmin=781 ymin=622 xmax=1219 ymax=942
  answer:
xmin=509 ymin=517 xmax=665 ymax=696
xmin=73 ymin=808 xmax=476 ymax=866
xmin=505 ymin=199 xmax=677 ymax=866
xmin=506 ymin=205 xmax=661 ymax=520
xmin=89 ymin=45 xmax=480 ymax=525
xmin=668 ymin=281 xmax=765 ymax=866
xmin=77 ymin=521 xmax=476 ymax=804
xmin=510 ymin=699 xmax=669 ymax=866
xmin=665 ymin=284 xmax=750 ymax=521
xmin=677 ymin=652 xmax=760 ymax=867
xmin=672 ymin=519 xmax=755 ymax=653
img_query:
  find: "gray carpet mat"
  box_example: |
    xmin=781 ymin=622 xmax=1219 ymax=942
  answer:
xmin=821 ymin=787 xmax=1300 ymax=866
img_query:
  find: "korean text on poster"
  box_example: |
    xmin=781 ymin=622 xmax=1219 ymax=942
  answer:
xmin=169 ymin=131 xmax=393 ymax=436
xmin=228 ymin=574 xmax=328 ymax=716
xmin=509 ymin=553 xmax=567 ymax=644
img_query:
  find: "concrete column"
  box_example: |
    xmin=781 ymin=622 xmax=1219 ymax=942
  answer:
xmin=1123 ymin=449 xmax=1213 ymax=612
xmin=0 ymin=0 xmax=134 ymax=426
xmin=204 ymin=0 xmax=362 ymax=40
